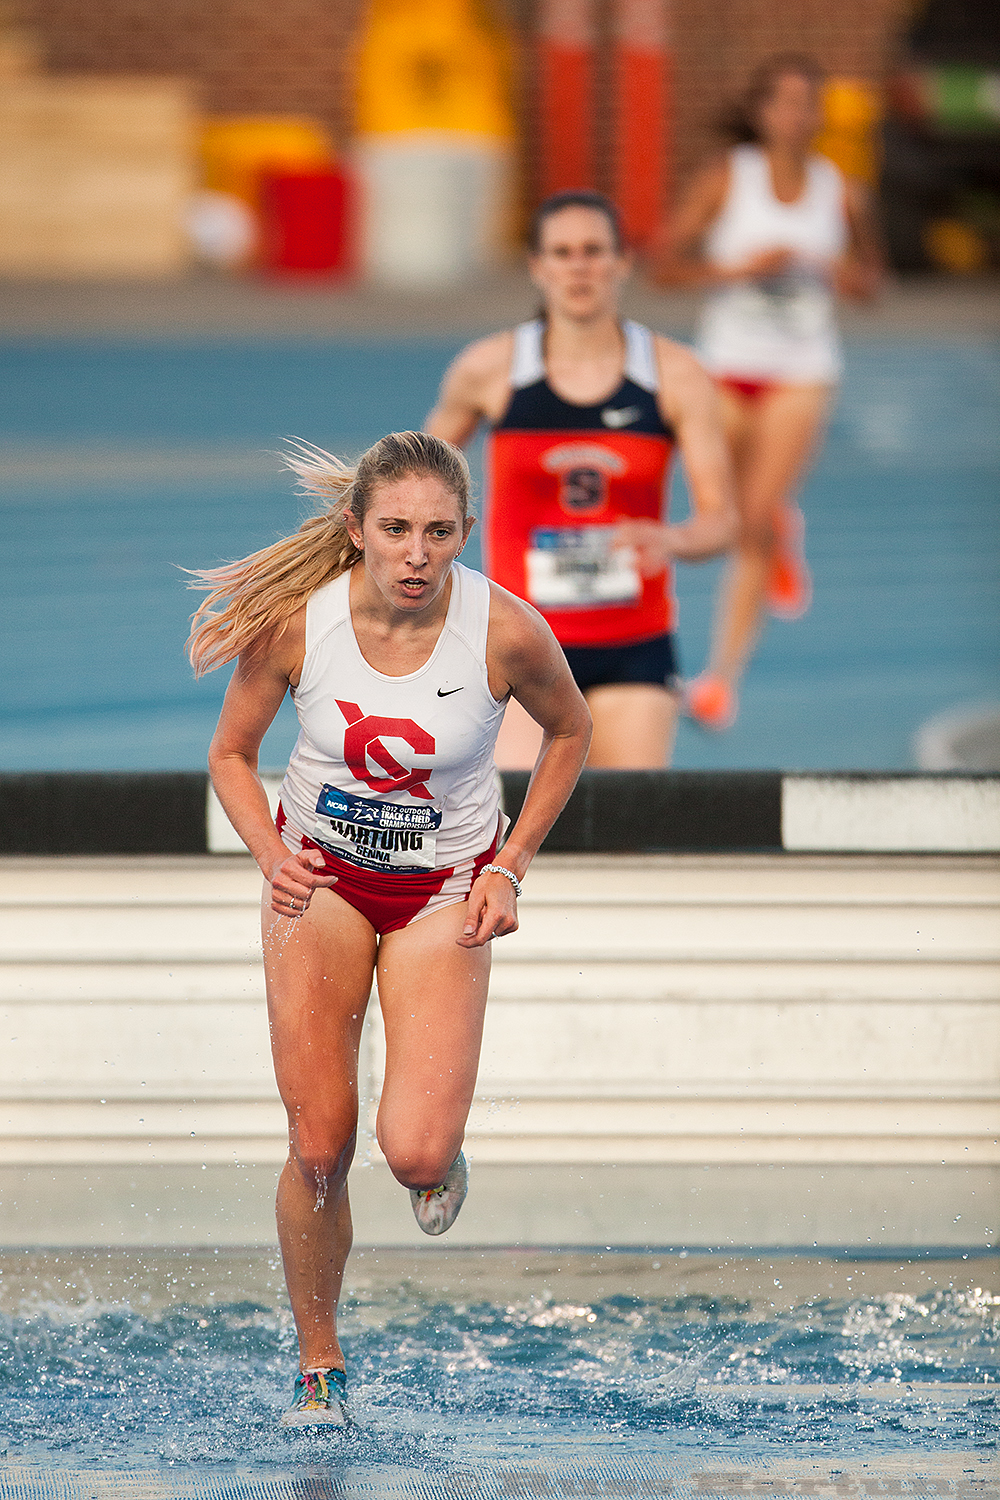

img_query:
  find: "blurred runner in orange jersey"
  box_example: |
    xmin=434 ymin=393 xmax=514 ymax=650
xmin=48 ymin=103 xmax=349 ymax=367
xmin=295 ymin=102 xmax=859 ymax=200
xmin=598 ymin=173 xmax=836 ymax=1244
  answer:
xmin=427 ymin=190 xmax=736 ymax=770
xmin=651 ymin=55 xmax=884 ymax=731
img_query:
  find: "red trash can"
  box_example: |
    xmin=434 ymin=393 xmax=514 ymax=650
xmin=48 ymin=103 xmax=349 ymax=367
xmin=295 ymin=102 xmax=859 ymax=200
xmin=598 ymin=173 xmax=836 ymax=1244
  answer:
xmin=258 ymin=167 xmax=355 ymax=276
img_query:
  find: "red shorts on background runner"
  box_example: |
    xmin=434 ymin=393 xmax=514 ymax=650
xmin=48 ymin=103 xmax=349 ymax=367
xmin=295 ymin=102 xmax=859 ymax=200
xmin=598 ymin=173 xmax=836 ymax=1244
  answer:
xmin=716 ymin=375 xmax=779 ymax=403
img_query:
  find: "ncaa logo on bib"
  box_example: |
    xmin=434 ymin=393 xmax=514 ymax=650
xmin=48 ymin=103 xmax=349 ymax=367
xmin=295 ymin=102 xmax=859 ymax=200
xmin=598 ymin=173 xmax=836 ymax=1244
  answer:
xmin=540 ymin=443 xmax=627 ymax=518
xmin=336 ymin=700 xmax=435 ymax=800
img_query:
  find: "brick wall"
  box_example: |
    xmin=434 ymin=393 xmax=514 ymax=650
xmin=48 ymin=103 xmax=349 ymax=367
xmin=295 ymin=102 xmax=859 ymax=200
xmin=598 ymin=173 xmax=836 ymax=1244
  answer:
xmin=14 ymin=0 xmax=365 ymax=145
xmin=14 ymin=0 xmax=913 ymax=203
xmin=671 ymin=0 xmax=913 ymax=188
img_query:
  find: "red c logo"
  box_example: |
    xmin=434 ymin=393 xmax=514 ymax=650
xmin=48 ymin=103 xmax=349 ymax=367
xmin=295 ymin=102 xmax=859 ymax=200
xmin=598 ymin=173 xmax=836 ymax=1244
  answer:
xmin=336 ymin=700 xmax=435 ymax=800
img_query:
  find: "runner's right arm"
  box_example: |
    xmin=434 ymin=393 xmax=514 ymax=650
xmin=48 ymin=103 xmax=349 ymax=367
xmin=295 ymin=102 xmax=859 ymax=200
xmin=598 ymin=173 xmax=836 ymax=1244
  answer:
xmin=425 ymin=332 xmax=514 ymax=445
xmin=208 ymin=612 xmax=337 ymax=915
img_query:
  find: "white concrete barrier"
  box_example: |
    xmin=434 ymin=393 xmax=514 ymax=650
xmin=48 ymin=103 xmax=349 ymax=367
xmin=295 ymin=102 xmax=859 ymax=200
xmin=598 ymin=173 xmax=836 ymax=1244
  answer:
xmin=782 ymin=775 xmax=1000 ymax=852
xmin=1 ymin=850 xmax=996 ymax=1249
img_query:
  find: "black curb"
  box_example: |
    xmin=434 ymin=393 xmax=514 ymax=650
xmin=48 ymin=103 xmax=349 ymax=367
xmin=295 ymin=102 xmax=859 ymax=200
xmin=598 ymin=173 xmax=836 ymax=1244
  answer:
xmin=0 ymin=769 xmax=782 ymax=855
xmin=500 ymin=770 xmax=783 ymax=853
xmin=0 ymin=770 xmax=995 ymax=857
xmin=0 ymin=772 xmax=207 ymax=855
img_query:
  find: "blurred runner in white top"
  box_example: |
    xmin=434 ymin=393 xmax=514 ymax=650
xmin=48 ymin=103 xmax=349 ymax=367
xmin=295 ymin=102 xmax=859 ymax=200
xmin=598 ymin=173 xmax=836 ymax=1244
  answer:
xmin=652 ymin=53 xmax=884 ymax=730
xmin=698 ymin=143 xmax=847 ymax=384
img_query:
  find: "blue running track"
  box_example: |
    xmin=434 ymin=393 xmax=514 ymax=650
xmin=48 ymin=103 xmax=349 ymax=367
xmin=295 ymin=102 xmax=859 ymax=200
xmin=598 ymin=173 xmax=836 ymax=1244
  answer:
xmin=1 ymin=335 xmax=997 ymax=771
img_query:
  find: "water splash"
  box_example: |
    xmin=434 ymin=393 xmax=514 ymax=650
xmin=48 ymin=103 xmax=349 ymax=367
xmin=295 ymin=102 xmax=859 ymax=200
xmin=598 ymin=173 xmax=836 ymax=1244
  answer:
xmin=262 ymin=909 xmax=300 ymax=962
xmin=0 ymin=1263 xmax=996 ymax=1471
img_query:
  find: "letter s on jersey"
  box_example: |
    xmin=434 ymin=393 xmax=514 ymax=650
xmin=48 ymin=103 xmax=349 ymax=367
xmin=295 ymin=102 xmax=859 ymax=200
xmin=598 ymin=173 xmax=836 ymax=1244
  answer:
xmin=336 ymin=700 xmax=435 ymax=800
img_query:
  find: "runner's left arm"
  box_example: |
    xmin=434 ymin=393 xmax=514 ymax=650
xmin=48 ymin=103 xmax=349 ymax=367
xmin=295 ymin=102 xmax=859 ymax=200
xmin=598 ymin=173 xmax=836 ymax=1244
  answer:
xmin=834 ymin=177 xmax=886 ymax=301
xmin=616 ymin=340 xmax=738 ymax=571
xmin=458 ymin=587 xmax=592 ymax=949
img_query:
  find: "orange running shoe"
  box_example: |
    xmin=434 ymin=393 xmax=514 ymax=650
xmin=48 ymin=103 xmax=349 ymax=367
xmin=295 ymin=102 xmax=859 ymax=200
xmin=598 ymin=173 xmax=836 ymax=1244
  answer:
xmin=767 ymin=503 xmax=812 ymax=620
xmin=685 ymin=674 xmax=738 ymax=731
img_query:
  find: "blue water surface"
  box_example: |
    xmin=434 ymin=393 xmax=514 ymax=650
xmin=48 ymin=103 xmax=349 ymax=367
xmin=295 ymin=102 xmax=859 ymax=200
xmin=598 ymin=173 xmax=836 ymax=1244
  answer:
xmin=1 ymin=336 xmax=997 ymax=771
xmin=1 ymin=1254 xmax=997 ymax=1477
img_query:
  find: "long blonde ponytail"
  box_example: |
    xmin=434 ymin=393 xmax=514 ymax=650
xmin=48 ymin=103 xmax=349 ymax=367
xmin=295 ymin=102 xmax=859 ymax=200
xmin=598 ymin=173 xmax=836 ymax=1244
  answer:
xmin=186 ymin=431 xmax=471 ymax=677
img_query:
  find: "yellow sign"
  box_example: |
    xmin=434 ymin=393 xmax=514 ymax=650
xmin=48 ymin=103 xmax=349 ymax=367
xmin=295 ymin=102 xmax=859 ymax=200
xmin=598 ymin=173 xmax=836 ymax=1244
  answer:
xmin=814 ymin=78 xmax=882 ymax=186
xmin=356 ymin=0 xmax=515 ymax=140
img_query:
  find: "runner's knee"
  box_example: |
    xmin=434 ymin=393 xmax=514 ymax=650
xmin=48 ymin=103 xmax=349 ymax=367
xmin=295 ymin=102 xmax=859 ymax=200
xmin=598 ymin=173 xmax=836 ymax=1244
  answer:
xmin=288 ymin=1114 xmax=357 ymax=1186
xmin=379 ymin=1127 xmax=461 ymax=1191
xmin=738 ymin=509 xmax=778 ymax=555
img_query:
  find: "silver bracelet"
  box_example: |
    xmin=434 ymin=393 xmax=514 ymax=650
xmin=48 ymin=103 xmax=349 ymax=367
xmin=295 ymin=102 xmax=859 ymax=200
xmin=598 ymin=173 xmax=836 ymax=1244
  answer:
xmin=481 ymin=863 xmax=523 ymax=898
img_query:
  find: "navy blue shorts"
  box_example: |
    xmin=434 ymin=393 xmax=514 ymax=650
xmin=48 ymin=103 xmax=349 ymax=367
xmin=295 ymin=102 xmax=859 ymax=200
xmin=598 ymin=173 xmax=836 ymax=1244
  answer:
xmin=562 ymin=633 xmax=681 ymax=694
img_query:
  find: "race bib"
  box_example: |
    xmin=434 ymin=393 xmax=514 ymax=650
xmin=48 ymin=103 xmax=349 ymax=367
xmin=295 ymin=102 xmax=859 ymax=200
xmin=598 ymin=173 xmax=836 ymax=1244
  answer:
xmin=311 ymin=785 xmax=441 ymax=872
xmin=526 ymin=526 xmax=641 ymax=609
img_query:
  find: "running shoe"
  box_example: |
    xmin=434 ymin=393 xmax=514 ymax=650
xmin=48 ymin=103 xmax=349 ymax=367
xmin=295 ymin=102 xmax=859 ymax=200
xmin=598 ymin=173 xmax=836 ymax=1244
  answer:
xmin=766 ymin=503 xmax=812 ymax=620
xmin=280 ymin=1367 xmax=347 ymax=1427
xmin=409 ymin=1151 xmax=469 ymax=1236
xmin=685 ymin=674 xmax=738 ymax=731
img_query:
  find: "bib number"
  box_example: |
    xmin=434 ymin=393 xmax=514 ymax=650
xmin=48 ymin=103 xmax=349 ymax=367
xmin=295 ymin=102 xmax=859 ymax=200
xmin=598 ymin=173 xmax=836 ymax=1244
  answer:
xmin=311 ymin=785 xmax=441 ymax=872
xmin=526 ymin=526 xmax=641 ymax=609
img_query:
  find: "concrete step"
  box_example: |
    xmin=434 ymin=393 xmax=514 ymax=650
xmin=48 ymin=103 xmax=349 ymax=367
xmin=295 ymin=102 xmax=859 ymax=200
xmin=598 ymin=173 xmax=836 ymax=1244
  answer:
xmin=1 ymin=852 xmax=997 ymax=1245
xmin=2 ymin=894 xmax=996 ymax=963
xmin=2 ymin=957 xmax=996 ymax=1005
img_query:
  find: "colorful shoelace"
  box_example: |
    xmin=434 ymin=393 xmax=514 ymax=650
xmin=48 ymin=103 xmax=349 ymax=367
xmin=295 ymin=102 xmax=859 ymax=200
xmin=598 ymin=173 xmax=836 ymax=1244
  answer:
xmin=290 ymin=1367 xmax=346 ymax=1411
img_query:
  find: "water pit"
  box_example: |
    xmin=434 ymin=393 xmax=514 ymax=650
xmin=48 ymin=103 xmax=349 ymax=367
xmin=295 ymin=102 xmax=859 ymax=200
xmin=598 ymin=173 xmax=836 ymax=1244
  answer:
xmin=0 ymin=1249 xmax=996 ymax=1497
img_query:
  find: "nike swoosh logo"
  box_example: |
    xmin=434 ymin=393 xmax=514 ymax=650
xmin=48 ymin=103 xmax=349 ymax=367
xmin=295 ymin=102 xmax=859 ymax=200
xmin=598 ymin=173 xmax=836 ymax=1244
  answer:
xmin=601 ymin=405 xmax=642 ymax=428
xmin=437 ymin=686 xmax=464 ymax=697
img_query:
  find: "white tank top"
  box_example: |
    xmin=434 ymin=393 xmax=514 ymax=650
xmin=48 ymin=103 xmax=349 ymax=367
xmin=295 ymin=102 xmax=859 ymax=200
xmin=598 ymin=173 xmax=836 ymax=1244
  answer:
xmin=696 ymin=145 xmax=848 ymax=383
xmin=508 ymin=317 xmax=660 ymax=392
xmin=279 ymin=563 xmax=506 ymax=874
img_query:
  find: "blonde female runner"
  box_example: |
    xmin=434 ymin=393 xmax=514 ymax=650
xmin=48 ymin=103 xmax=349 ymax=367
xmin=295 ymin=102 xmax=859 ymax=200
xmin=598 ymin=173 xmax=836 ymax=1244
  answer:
xmin=652 ymin=54 xmax=883 ymax=729
xmin=188 ymin=432 xmax=590 ymax=1425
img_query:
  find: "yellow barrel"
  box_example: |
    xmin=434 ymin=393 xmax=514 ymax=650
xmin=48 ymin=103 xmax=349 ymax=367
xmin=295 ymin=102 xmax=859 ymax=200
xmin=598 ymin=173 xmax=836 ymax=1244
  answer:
xmin=814 ymin=78 xmax=882 ymax=185
xmin=199 ymin=116 xmax=334 ymax=208
xmin=353 ymin=0 xmax=517 ymax=285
